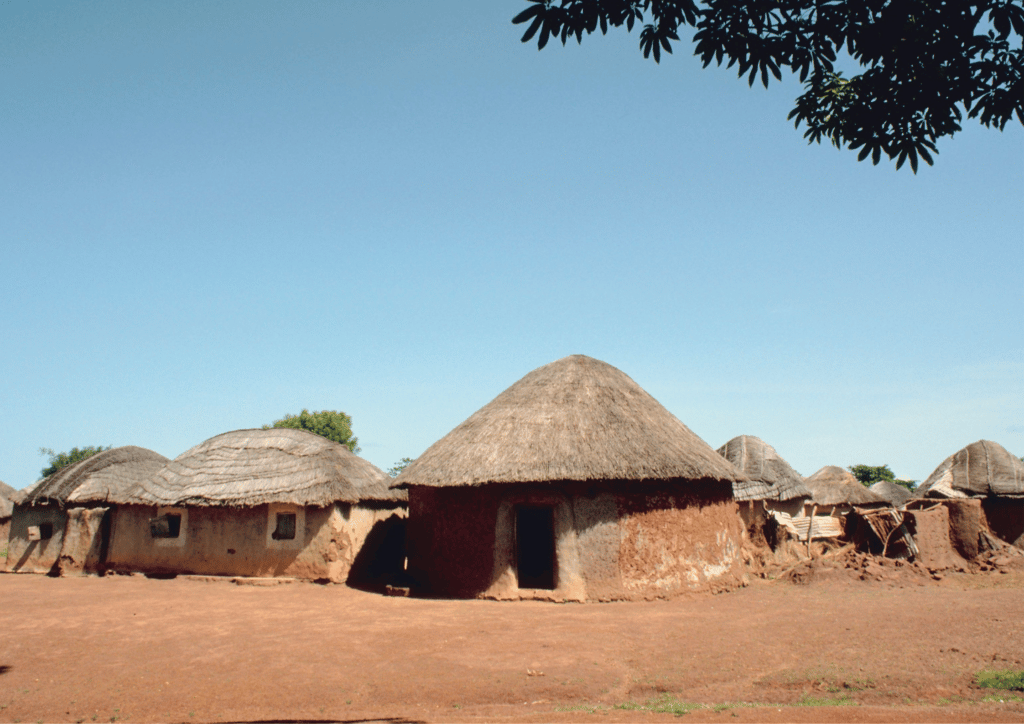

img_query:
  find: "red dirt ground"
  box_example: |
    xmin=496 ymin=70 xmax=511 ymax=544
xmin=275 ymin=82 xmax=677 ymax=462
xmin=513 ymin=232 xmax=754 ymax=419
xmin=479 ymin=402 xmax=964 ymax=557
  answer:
xmin=2 ymin=567 xmax=1023 ymax=723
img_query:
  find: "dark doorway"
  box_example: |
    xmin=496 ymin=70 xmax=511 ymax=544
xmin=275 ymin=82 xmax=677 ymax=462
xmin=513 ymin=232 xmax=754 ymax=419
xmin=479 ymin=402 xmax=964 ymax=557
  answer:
xmin=516 ymin=506 xmax=555 ymax=590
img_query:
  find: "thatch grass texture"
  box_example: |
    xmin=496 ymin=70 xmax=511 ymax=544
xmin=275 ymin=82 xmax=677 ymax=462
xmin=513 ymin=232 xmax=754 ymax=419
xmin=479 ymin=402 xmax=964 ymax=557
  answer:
xmin=392 ymin=355 xmax=746 ymax=488
xmin=716 ymin=435 xmax=811 ymax=501
xmin=136 ymin=428 xmax=403 ymax=507
xmin=868 ymin=480 xmax=913 ymax=508
xmin=804 ymin=466 xmax=888 ymax=506
xmin=917 ymin=440 xmax=1024 ymax=499
xmin=17 ymin=446 xmax=170 ymax=507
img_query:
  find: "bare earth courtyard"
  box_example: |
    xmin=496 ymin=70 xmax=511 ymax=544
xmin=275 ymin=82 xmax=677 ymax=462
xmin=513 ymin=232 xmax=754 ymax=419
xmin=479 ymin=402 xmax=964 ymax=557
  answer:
xmin=1 ymin=571 xmax=1023 ymax=724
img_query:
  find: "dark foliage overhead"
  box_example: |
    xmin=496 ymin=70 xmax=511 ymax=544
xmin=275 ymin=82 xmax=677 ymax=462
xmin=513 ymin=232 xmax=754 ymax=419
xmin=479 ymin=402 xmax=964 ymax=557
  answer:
xmin=513 ymin=0 xmax=1024 ymax=171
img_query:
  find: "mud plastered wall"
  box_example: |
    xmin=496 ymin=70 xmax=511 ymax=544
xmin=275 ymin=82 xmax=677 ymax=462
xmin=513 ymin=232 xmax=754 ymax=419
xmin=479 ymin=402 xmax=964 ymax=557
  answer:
xmin=58 ymin=506 xmax=110 ymax=575
xmin=618 ymin=485 xmax=744 ymax=597
xmin=981 ymin=499 xmax=1024 ymax=548
xmin=106 ymin=502 xmax=383 ymax=581
xmin=5 ymin=506 xmax=67 ymax=574
xmin=406 ymin=486 xmax=500 ymax=597
xmin=408 ymin=482 xmax=744 ymax=601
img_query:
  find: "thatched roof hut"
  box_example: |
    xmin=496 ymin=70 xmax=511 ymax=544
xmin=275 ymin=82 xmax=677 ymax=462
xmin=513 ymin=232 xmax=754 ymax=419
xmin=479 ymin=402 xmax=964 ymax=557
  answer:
xmin=103 ymin=428 xmax=406 ymax=584
xmin=916 ymin=440 xmax=1024 ymax=499
xmin=804 ymin=466 xmax=888 ymax=507
xmin=716 ymin=435 xmax=810 ymax=502
xmin=394 ymin=355 xmax=746 ymax=489
xmin=18 ymin=447 xmax=169 ymax=507
xmin=134 ymin=428 xmax=403 ymax=507
xmin=395 ymin=354 xmax=748 ymax=601
xmin=869 ymin=480 xmax=913 ymax=508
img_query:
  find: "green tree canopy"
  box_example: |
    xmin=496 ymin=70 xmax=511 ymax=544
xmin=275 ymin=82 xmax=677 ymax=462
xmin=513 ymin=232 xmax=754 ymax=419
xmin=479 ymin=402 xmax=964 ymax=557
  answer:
xmin=39 ymin=445 xmax=111 ymax=478
xmin=848 ymin=463 xmax=916 ymax=491
xmin=387 ymin=457 xmax=415 ymax=478
xmin=513 ymin=0 xmax=1024 ymax=171
xmin=263 ymin=409 xmax=359 ymax=453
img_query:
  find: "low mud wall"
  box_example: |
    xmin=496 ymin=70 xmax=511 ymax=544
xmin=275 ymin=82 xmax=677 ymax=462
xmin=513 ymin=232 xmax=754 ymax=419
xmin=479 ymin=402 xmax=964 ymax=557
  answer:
xmin=406 ymin=480 xmax=743 ymax=601
xmin=107 ymin=503 xmax=404 ymax=582
xmin=5 ymin=505 xmax=67 ymax=574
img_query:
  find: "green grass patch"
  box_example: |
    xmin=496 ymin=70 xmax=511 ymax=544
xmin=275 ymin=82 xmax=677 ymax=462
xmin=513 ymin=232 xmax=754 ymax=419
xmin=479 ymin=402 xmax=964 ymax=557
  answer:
xmin=977 ymin=670 xmax=1024 ymax=691
xmin=616 ymin=696 xmax=707 ymax=716
xmin=794 ymin=693 xmax=857 ymax=707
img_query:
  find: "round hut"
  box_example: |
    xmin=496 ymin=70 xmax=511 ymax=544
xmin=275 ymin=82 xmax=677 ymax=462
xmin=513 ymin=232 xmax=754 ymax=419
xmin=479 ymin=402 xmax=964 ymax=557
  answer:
xmin=717 ymin=435 xmax=810 ymax=511
xmin=107 ymin=428 xmax=407 ymax=583
xmin=804 ymin=466 xmax=889 ymax=513
xmin=914 ymin=440 xmax=1024 ymax=548
xmin=392 ymin=354 xmax=748 ymax=601
xmin=869 ymin=480 xmax=913 ymax=509
xmin=5 ymin=447 xmax=169 ymax=575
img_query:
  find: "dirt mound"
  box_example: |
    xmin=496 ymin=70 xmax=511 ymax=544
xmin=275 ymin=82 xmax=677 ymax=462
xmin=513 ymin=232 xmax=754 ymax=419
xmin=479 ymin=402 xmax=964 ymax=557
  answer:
xmin=778 ymin=546 xmax=942 ymax=586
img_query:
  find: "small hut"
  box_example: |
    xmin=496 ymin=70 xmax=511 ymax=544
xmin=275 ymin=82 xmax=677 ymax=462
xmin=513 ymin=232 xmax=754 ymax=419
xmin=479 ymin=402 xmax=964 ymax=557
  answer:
xmin=106 ymin=428 xmax=407 ymax=583
xmin=717 ymin=436 xmax=810 ymax=513
xmin=716 ymin=435 xmax=813 ymax=548
xmin=913 ymin=440 xmax=1024 ymax=549
xmin=869 ymin=480 xmax=913 ymax=509
xmin=804 ymin=466 xmax=889 ymax=513
xmin=392 ymin=355 xmax=748 ymax=602
xmin=5 ymin=447 xmax=169 ymax=575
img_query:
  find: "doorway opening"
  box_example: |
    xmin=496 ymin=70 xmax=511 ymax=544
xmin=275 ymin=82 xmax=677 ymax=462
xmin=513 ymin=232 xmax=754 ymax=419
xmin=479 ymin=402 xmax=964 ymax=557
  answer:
xmin=515 ymin=505 xmax=555 ymax=590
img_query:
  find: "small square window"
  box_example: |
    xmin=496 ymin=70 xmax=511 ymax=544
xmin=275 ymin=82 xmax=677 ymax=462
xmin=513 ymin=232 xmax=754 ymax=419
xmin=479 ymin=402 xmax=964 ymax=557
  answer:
xmin=150 ymin=514 xmax=181 ymax=539
xmin=272 ymin=512 xmax=296 ymax=541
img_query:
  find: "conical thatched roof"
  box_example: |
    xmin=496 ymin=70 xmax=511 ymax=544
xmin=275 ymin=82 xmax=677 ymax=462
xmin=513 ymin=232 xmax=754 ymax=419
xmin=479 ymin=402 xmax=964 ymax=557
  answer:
xmin=392 ymin=355 xmax=746 ymax=489
xmin=0 ymin=479 xmax=14 ymax=499
xmin=804 ymin=466 xmax=888 ymax=507
xmin=17 ymin=447 xmax=170 ymax=507
xmin=716 ymin=435 xmax=811 ymax=501
xmin=916 ymin=440 xmax=1024 ymax=499
xmin=133 ymin=428 xmax=403 ymax=507
xmin=869 ymin=480 xmax=913 ymax=508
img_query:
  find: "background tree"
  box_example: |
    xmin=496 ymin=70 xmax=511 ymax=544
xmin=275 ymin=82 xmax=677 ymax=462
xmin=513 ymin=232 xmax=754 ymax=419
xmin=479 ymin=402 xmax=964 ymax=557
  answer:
xmin=513 ymin=0 xmax=1024 ymax=171
xmin=38 ymin=446 xmax=111 ymax=478
xmin=263 ymin=410 xmax=359 ymax=453
xmin=387 ymin=457 xmax=415 ymax=478
xmin=848 ymin=463 xmax=916 ymax=491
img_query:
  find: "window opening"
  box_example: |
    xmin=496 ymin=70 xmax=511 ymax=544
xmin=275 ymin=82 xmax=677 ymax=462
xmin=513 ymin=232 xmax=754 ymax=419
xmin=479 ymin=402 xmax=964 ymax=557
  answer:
xmin=28 ymin=523 xmax=53 ymax=541
xmin=515 ymin=506 xmax=555 ymax=590
xmin=272 ymin=512 xmax=297 ymax=541
xmin=150 ymin=513 xmax=181 ymax=539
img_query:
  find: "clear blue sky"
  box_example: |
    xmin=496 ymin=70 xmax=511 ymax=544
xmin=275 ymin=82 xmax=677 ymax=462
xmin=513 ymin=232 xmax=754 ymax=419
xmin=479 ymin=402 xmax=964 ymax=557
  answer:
xmin=2 ymin=1 xmax=1022 ymax=489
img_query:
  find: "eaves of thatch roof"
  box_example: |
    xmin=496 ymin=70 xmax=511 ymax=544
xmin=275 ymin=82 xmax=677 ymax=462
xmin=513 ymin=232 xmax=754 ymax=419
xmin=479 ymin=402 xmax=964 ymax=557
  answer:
xmin=392 ymin=355 xmax=747 ymax=489
xmin=916 ymin=440 xmax=1024 ymax=499
xmin=716 ymin=435 xmax=811 ymax=502
xmin=134 ymin=428 xmax=403 ymax=507
xmin=805 ymin=466 xmax=888 ymax=507
xmin=17 ymin=446 xmax=170 ymax=507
